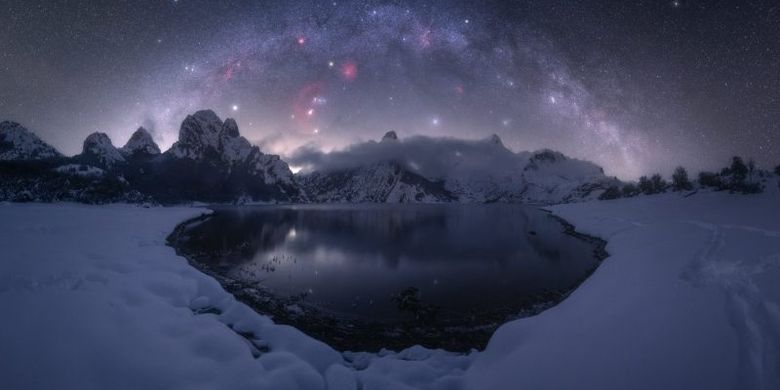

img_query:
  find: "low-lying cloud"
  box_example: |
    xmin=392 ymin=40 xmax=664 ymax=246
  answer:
xmin=288 ymin=133 xmax=533 ymax=179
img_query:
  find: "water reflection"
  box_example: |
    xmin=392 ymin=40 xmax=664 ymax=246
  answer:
xmin=181 ymin=204 xmax=599 ymax=321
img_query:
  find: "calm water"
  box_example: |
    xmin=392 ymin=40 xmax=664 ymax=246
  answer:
xmin=177 ymin=204 xmax=600 ymax=322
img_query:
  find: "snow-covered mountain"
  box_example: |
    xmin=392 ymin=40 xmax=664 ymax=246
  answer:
xmin=78 ymin=132 xmax=126 ymax=168
xmin=166 ymin=110 xmax=293 ymax=182
xmin=298 ymin=161 xmax=455 ymax=203
xmin=1 ymin=112 xmax=621 ymax=205
xmin=120 ymin=127 xmax=161 ymax=158
xmin=165 ymin=110 xmax=294 ymax=185
xmin=1 ymin=110 xmax=302 ymax=204
xmin=116 ymin=110 xmax=301 ymax=203
xmin=295 ymin=132 xmax=618 ymax=204
xmin=520 ymin=149 xmax=615 ymax=203
xmin=0 ymin=121 xmax=62 ymax=160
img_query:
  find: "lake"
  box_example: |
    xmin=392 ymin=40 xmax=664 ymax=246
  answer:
xmin=170 ymin=204 xmax=605 ymax=351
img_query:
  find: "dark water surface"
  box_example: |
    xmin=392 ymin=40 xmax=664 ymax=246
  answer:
xmin=171 ymin=204 xmax=604 ymax=351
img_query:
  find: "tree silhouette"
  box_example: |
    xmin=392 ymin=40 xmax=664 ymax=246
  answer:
xmin=698 ymin=171 xmax=722 ymax=188
xmin=638 ymin=176 xmax=653 ymax=194
xmin=730 ymin=156 xmax=748 ymax=182
xmin=671 ymin=166 xmax=693 ymax=191
xmin=650 ymin=174 xmax=668 ymax=193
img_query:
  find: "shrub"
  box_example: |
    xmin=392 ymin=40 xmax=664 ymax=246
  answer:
xmin=650 ymin=174 xmax=668 ymax=193
xmin=698 ymin=171 xmax=722 ymax=188
xmin=599 ymin=185 xmax=622 ymax=200
xmin=622 ymin=183 xmax=639 ymax=197
xmin=671 ymin=166 xmax=693 ymax=191
xmin=774 ymin=165 xmax=780 ymax=176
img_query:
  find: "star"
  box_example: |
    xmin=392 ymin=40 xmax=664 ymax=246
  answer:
xmin=232 ymin=105 xmax=238 ymax=111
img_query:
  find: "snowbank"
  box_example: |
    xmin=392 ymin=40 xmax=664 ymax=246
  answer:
xmin=466 ymin=191 xmax=780 ymax=389
xmin=0 ymin=204 xmax=470 ymax=389
xmin=3 ymin=189 xmax=779 ymax=389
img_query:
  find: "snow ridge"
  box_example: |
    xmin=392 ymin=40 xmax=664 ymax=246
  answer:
xmin=0 ymin=121 xmax=62 ymax=160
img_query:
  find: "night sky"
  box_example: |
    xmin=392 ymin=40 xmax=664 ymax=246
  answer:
xmin=1 ymin=0 xmax=778 ymax=179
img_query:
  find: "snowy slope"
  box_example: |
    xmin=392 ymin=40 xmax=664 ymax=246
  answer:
xmin=465 ymin=191 xmax=780 ymax=389
xmin=0 ymin=204 xmax=469 ymax=390
xmin=295 ymin=133 xmax=617 ymax=204
xmin=2 ymin=190 xmax=779 ymax=389
xmin=0 ymin=121 xmax=62 ymax=160
xmin=297 ymin=161 xmax=455 ymax=203
xmin=54 ymin=163 xmax=105 ymax=177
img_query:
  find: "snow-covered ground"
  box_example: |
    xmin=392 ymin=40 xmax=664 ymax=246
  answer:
xmin=2 ymin=189 xmax=779 ymax=389
xmin=0 ymin=203 xmax=468 ymax=390
xmin=468 ymin=190 xmax=780 ymax=389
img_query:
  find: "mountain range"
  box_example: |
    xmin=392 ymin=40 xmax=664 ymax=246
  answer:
xmin=0 ymin=111 xmax=619 ymax=204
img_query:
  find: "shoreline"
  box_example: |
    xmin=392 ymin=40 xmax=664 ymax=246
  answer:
xmin=166 ymin=204 xmax=609 ymax=353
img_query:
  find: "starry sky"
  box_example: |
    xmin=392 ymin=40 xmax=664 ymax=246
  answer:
xmin=1 ymin=0 xmax=778 ymax=179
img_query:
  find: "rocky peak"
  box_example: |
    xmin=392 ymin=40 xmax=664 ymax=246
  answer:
xmin=488 ymin=133 xmax=503 ymax=147
xmin=0 ymin=121 xmax=62 ymax=160
xmin=381 ymin=131 xmax=399 ymax=142
xmin=169 ymin=110 xmax=224 ymax=159
xmin=219 ymin=119 xmax=254 ymax=163
xmin=524 ymin=148 xmax=605 ymax=180
xmin=220 ymin=118 xmax=240 ymax=139
xmin=82 ymin=132 xmax=125 ymax=168
xmin=121 ymin=127 xmax=160 ymax=157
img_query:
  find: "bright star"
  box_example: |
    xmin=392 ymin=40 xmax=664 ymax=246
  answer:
xmin=232 ymin=105 xmax=238 ymax=111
